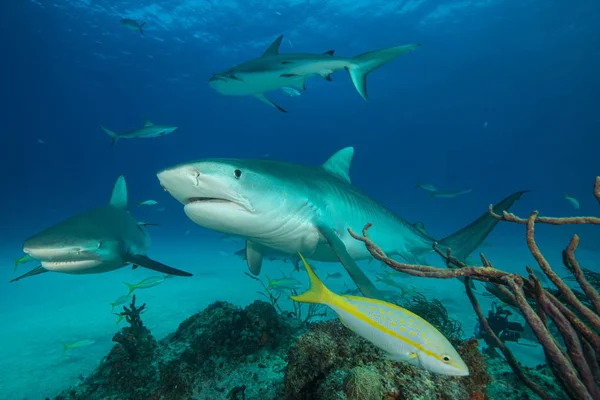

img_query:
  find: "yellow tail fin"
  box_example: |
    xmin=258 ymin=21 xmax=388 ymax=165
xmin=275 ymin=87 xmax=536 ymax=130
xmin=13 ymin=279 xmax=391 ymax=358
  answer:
xmin=289 ymin=253 xmax=334 ymax=305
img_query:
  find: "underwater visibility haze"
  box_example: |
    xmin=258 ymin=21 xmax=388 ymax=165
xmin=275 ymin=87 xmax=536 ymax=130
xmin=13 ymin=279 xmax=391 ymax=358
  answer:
xmin=1 ymin=0 xmax=600 ymax=399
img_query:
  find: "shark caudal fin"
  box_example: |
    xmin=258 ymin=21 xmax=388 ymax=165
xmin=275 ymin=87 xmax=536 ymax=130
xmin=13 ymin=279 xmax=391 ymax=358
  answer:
xmin=139 ymin=22 xmax=146 ymax=35
xmin=100 ymin=125 xmax=120 ymax=146
xmin=347 ymin=43 xmax=420 ymax=101
xmin=437 ymin=190 xmax=529 ymax=262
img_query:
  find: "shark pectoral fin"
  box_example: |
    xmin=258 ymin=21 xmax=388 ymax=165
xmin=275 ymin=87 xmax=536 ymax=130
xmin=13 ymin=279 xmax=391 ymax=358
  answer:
xmin=109 ymin=176 xmax=128 ymax=209
xmin=245 ymin=241 xmax=263 ymax=275
xmin=125 ymin=255 xmax=192 ymax=277
xmin=322 ymin=74 xmax=332 ymax=81
xmin=316 ymin=224 xmax=383 ymax=300
xmin=10 ymin=266 xmax=49 ymax=283
xmin=254 ymin=94 xmax=287 ymax=113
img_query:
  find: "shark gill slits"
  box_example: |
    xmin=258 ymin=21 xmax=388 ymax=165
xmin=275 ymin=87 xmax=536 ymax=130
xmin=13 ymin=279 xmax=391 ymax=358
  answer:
xmin=234 ymin=169 xmax=242 ymax=179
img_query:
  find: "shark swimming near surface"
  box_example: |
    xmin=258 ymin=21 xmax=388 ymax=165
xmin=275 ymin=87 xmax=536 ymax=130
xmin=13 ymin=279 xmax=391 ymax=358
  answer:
xmin=100 ymin=120 xmax=178 ymax=146
xmin=11 ymin=176 xmax=192 ymax=283
xmin=208 ymin=35 xmax=420 ymax=112
xmin=157 ymin=147 xmax=527 ymax=299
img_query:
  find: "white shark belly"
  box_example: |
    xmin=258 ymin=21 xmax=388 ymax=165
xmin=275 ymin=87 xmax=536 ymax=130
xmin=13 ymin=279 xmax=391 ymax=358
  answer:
xmin=41 ymin=259 xmax=124 ymax=274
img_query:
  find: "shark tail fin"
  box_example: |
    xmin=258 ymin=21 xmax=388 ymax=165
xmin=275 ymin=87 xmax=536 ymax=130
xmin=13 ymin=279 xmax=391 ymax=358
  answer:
xmin=290 ymin=253 xmax=334 ymax=305
xmin=139 ymin=22 xmax=146 ymax=35
xmin=61 ymin=343 xmax=70 ymax=356
xmin=100 ymin=125 xmax=120 ymax=146
xmin=347 ymin=43 xmax=421 ymax=101
xmin=437 ymin=190 xmax=529 ymax=262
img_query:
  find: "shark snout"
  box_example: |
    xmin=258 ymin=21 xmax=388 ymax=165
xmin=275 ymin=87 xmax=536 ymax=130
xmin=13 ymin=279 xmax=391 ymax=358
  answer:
xmin=157 ymin=165 xmax=200 ymax=205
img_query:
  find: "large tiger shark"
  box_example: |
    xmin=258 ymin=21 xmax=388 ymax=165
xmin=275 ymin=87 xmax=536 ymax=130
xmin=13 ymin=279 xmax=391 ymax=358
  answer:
xmin=11 ymin=176 xmax=192 ymax=283
xmin=157 ymin=148 xmax=527 ymax=299
xmin=208 ymin=35 xmax=420 ymax=112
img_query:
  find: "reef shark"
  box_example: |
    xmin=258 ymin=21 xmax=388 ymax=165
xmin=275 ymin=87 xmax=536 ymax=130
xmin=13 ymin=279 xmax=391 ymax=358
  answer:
xmin=208 ymin=35 xmax=420 ymax=112
xmin=11 ymin=176 xmax=192 ymax=283
xmin=157 ymin=148 xmax=526 ymax=299
xmin=100 ymin=120 xmax=178 ymax=146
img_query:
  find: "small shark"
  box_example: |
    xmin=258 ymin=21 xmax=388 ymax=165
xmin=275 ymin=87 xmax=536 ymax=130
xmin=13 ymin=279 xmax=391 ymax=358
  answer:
xmin=208 ymin=35 xmax=420 ymax=112
xmin=11 ymin=176 xmax=192 ymax=283
xmin=157 ymin=147 xmax=527 ymax=300
xmin=100 ymin=120 xmax=178 ymax=146
xmin=121 ymin=18 xmax=146 ymax=35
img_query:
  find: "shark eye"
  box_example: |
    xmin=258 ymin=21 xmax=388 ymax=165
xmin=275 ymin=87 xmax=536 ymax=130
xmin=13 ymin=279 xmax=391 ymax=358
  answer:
xmin=234 ymin=169 xmax=242 ymax=179
xmin=442 ymin=355 xmax=451 ymax=362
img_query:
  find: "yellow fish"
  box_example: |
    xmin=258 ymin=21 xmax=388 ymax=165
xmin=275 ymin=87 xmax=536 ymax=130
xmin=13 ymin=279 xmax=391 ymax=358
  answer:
xmin=291 ymin=253 xmax=469 ymax=376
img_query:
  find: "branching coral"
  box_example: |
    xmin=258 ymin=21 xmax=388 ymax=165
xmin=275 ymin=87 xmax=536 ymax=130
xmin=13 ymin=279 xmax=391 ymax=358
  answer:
xmin=244 ymin=272 xmax=327 ymax=324
xmin=348 ymin=176 xmax=600 ymax=400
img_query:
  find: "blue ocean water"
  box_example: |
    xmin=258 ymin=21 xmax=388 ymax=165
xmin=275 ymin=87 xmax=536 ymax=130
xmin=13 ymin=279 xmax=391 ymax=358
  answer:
xmin=1 ymin=0 xmax=599 ymax=398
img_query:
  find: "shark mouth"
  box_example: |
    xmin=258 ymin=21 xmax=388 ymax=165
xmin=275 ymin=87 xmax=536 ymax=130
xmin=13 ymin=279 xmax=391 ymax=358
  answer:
xmin=184 ymin=196 xmax=253 ymax=213
xmin=186 ymin=197 xmax=234 ymax=204
xmin=209 ymin=74 xmax=243 ymax=83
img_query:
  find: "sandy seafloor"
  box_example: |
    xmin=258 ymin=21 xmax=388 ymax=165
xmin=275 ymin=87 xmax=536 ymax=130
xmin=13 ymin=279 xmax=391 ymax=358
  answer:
xmin=0 ymin=226 xmax=596 ymax=400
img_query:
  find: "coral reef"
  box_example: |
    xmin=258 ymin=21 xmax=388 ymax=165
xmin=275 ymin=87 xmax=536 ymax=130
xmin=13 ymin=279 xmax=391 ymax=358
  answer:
xmin=348 ymin=176 xmax=600 ymax=400
xmin=283 ymin=319 xmax=490 ymax=400
xmin=55 ymin=299 xmax=303 ymax=400
xmin=55 ymin=295 xmax=159 ymax=400
xmin=54 ymin=295 xmax=565 ymax=400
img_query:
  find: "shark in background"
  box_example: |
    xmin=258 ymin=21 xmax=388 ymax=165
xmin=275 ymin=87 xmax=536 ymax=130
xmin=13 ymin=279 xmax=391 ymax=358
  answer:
xmin=157 ymin=147 xmax=527 ymax=300
xmin=100 ymin=120 xmax=178 ymax=146
xmin=11 ymin=176 xmax=193 ymax=283
xmin=208 ymin=35 xmax=420 ymax=112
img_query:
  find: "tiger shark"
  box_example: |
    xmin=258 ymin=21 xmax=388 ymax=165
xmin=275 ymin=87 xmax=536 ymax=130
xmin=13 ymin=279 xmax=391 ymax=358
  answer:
xmin=11 ymin=176 xmax=192 ymax=283
xmin=208 ymin=35 xmax=420 ymax=112
xmin=157 ymin=147 xmax=527 ymax=300
xmin=100 ymin=119 xmax=178 ymax=146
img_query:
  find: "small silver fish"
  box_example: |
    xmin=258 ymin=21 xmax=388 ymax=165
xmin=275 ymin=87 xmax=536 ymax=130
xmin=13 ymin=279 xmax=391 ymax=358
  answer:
xmin=124 ymin=275 xmax=168 ymax=295
xmin=281 ymin=87 xmax=301 ymax=97
xmin=416 ymin=182 xmax=437 ymax=192
xmin=138 ymin=200 xmax=158 ymax=206
xmin=326 ymin=272 xmax=343 ymax=279
xmin=266 ymin=275 xmax=304 ymax=292
xmin=121 ymin=18 xmax=146 ymax=35
xmin=62 ymin=339 xmax=96 ymax=355
xmin=110 ymin=294 xmax=132 ymax=312
xmin=430 ymin=189 xmax=472 ymax=198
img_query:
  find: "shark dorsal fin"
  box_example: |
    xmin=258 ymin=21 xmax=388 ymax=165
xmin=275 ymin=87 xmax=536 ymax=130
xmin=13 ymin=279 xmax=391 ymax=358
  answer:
xmin=110 ymin=176 xmax=128 ymax=209
xmin=323 ymin=50 xmax=335 ymax=56
xmin=322 ymin=147 xmax=354 ymax=184
xmin=412 ymin=222 xmax=428 ymax=235
xmin=143 ymin=119 xmax=154 ymax=127
xmin=262 ymin=35 xmax=283 ymax=57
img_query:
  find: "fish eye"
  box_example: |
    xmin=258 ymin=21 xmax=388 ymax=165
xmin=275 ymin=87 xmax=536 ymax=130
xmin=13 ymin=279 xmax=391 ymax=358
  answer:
xmin=442 ymin=355 xmax=451 ymax=362
xmin=234 ymin=169 xmax=242 ymax=179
